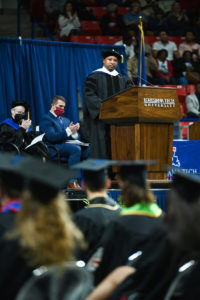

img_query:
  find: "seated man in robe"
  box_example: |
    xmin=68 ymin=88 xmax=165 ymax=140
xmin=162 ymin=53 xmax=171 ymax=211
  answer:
xmin=0 ymin=101 xmax=49 ymax=159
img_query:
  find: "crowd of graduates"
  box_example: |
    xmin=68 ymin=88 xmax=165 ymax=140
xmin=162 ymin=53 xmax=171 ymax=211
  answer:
xmin=1 ymin=153 xmax=200 ymax=299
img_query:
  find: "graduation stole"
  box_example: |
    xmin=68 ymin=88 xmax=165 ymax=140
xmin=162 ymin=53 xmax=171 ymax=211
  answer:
xmin=0 ymin=199 xmax=21 ymax=213
xmin=121 ymin=201 xmax=162 ymax=218
xmin=1 ymin=118 xmax=21 ymax=130
xmin=1 ymin=118 xmax=32 ymax=132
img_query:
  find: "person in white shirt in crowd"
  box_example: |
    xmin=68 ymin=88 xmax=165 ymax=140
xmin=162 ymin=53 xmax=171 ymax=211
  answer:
xmin=186 ymin=82 xmax=200 ymax=118
xmin=58 ymin=1 xmax=80 ymax=39
xmin=114 ymin=33 xmax=135 ymax=61
xmin=152 ymin=30 xmax=179 ymax=61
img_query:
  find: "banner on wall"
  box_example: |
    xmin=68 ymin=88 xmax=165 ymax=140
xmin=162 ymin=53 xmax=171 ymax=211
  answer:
xmin=172 ymin=140 xmax=200 ymax=174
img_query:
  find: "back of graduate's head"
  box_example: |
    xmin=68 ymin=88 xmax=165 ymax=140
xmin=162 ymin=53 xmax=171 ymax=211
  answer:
xmin=117 ymin=160 xmax=156 ymax=207
xmin=83 ymin=169 xmax=109 ymax=192
xmin=8 ymin=156 xmax=85 ymax=267
xmin=167 ymin=172 xmax=200 ymax=254
xmin=0 ymin=153 xmax=26 ymax=201
xmin=0 ymin=170 xmax=24 ymax=199
xmin=71 ymin=159 xmax=114 ymax=193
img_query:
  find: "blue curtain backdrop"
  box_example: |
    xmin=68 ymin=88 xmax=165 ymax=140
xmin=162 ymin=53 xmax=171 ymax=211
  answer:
xmin=0 ymin=37 xmax=127 ymax=125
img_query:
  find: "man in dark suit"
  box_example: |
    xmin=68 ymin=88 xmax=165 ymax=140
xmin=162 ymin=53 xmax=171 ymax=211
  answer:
xmin=40 ymin=95 xmax=89 ymax=189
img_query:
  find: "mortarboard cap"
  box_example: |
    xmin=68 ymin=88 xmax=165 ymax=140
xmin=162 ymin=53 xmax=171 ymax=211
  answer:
xmin=11 ymin=101 xmax=29 ymax=113
xmin=71 ymin=158 xmax=116 ymax=172
xmin=14 ymin=157 xmax=76 ymax=203
xmin=172 ymin=171 xmax=200 ymax=203
xmin=102 ymin=49 xmax=123 ymax=62
xmin=116 ymin=160 xmax=157 ymax=188
xmin=0 ymin=153 xmax=26 ymax=194
xmin=71 ymin=159 xmax=116 ymax=187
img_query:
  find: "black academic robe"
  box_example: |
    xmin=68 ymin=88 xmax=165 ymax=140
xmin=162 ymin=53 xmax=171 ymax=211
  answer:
xmin=0 ymin=121 xmax=27 ymax=149
xmin=0 ymin=212 xmax=17 ymax=238
xmin=94 ymin=212 xmax=164 ymax=285
xmin=0 ymin=237 xmax=34 ymax=300
xmin=0 ymin=120 xmax=49 ymax=158
xmin=83 ymin=71 xmax=132 ymax=158
xmin=73 ymin=196 xmax=121 ymax=262
xmin=109 ymin=226 xmax=192 ymax=300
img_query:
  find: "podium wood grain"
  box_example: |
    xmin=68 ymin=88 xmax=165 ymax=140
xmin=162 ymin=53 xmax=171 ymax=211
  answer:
xmin=100 ymin=87 xmax=181 ymax=179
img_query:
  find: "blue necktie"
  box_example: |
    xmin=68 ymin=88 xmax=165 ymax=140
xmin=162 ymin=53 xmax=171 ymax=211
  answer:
xmin=57 ymin=117 xmax=62 ymax=123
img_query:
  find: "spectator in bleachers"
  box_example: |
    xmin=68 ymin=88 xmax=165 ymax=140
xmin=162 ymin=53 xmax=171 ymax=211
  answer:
xmin=179 ymin=0 xmax=199 ymax=19
xmin=152 ymin=31 xmax=179 ymax=61
xmin=154 ymin=49 xmax=176 ymax=85
xmin=193 ymin=10 xmax=200 ymax=41
xmin=149 ymin=9 xmax=168 ymax=36
xmin=127 ymin=44 xmax=157 ymax=84
xmin=156 ymin=0 xmax=175 ymax=15
xmin=186 ymin=82 xmax=200 ymax=118
xmin=173 ymin=50 xmax=200 ymax=85
xmin=73 ymin=0 xmax=96 ymax=21
xmin=100 ymin=3 xmax=124 ymax=36
xmin=123 ymin=1 xmax=147 ymax=36
xmin=139 ymin=0 xmax=159 ymax=19
xmin=114 ymin=33 xmax=135 ymax=60
xmin=166 ymin=1 xmax=190 ymax=36
xmin=44 ymin=0 xmax=65 ymax=34
xmin=179 ymin=31 xmax=200 ymax=62
xmin=58 ymin=1 xmax=81 ymax=40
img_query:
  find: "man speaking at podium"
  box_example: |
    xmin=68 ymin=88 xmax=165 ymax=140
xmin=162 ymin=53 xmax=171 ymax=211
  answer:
xmin=83 ymin=49 xmax=133 ymax=159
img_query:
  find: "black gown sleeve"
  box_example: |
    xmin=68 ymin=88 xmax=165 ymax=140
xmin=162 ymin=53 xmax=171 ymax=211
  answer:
xmin=0 ymin=123 xmax=26 ymax=149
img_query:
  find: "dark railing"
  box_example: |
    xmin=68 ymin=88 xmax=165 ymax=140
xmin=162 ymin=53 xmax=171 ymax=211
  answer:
xmin=31 ymin=18 xmax=55 ymax=41
xmin=17 ymin=0 xmax=55 ymax=41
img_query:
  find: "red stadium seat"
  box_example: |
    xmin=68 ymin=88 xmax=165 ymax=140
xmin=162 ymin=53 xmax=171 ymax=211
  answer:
xmin=144 ymin=36 xmax=159 ymax=45
xmin=69 ymin=35 xmax=95 ymax=44
xmin=90 ymin=6 xmax=106 ymax=20
xmin=81 ymin=21 xmax=102 ymax=35
xmin=83 ymin=0 xmax=97 ymax=5
xmin=168 ymin=36 xmax=185 ymax=46
xmin=117 ymin=7 xmax=129 ymax=15
xmin=95 ymin=35 xmax=122 ymax=45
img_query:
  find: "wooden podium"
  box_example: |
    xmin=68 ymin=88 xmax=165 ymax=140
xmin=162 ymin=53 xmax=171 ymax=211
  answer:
xmin=99 ymin=87 xmax=182 ymax=179
xmin=188 ymin=121 xmax=200 ymax=140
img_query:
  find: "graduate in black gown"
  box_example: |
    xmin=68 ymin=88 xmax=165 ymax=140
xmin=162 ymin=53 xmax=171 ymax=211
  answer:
xmin=86 ymin=171 xmax=200 ymax=300
xmin=72 ymin=159 xmax=121 ymax=262
xmin=94 ymin=160 xmax=164 ymax=285
xmin=0 ymin=155 xmax=25 ymax=238
xmin=83 ymin=50 xmax=133 ymax=159
xmin=0 ymin=155 xmax=86 ymax=300
xmin=108 ymin=172 xmax=200 ymax=300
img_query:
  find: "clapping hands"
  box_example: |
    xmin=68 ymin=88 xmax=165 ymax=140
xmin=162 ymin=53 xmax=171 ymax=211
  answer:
xmin=69 ymin=122 xmax=80 ymax=134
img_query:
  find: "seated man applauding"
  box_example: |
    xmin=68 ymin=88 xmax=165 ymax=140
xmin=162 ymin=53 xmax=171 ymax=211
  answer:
xmin=40 ymin=95 xmax=89 ymax=189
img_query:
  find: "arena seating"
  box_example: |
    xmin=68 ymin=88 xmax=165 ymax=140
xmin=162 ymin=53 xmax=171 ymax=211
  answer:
xmin=90 ymin=6 xmax=106 ymax=20
xmin=95 ymin=35 xmax=122 ymax=44
xmin=117 ymin=7 xmax=129 ymax=15
xmin=69 ymin=35 xmax=95 ymax=43
xmin=80 ymin=21 xmax=102 ymax=35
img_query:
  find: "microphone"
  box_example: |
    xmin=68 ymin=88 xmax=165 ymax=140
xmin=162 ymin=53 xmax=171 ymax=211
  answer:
xmin=129 ymin=70 xmax=154 ymax=87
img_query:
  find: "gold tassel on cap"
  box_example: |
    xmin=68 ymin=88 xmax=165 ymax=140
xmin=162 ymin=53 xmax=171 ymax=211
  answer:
xmin=121 ymin=54 xmax=124 ymax=64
